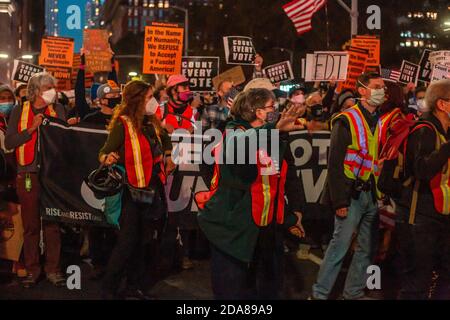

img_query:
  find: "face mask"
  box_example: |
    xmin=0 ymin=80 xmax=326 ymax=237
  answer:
xmin=0 ymin=102 xmax=14 ymax=116
xmin=367 ymin=88 xmax=385 ymax=106
xmin=145 ymin=97 xmax=159 ymax=115
xmin=107 ymin=97 xmax=121 ymax=109
xmin=266 ymin=110 xmax=280 ymax=124
xmin=291 ymin=94 xmax=305 ymax=105
xmin=416 ymin=98 xmax=429 ymax=113
xmin=178 ymin=91 xmax=193 ymax=103
xmin=42 ymin=88 xmax=57 ymax=105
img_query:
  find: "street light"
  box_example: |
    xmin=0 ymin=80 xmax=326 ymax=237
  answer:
xmin=0 ymin=53 xmax=9 ymax=59
xmin=128 ymin=71 xmax=138 ymax=77
xmin=21 ymin=54 xmax=33 ymax=60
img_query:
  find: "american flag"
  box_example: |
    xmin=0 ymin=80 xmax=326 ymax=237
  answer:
xmin=381 ymin=68 xmax=401 ymax=83
xmin=283 ymin=0 xmax=327 ymax=36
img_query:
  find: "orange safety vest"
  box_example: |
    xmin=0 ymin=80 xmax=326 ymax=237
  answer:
xmin=120 ymin=116 xmax=165 ymax=188
xmin=194 ymin=126 xmax=288 ymax=227
xmin=16 ymin=101 xmax=57 ymax=166
xmin=379 ymin=108 xmax=404 ymax=148
xmin=163 ymin=102 xmax=195 ymax=130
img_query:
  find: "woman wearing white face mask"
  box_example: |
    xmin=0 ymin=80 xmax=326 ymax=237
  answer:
xmin=5 ymin=72 xmax=67 ymax=289
xmin=98 ymin=80 xmax=173 ymax=299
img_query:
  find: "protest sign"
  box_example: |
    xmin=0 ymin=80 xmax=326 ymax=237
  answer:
xmin=429 ymin=51 xmax=450 ymax=67
xmin=45 ymin=66 xmax=73 ymax=91
xmin=143 ymin=22 xmax=184 ymax=75
xmin=398 ymin=60 xmax=420 ymax=86
xmin=212 ymin=66 xmax=246 ymax=90
xmin=12 ymin=60 xmax=45 ymax=84
xmin=39 ymin=36 xmax=74 ymax=68
xmin=336 ymin=46 xmax=368 ymax=92
xmin=263 ymin=61 xmax=294 ymax=84
xmin=223 ymin=36 xmax=256 ymax=65
xmin=181 ymin=56 xmax=220 ymax=92
xmin=39 ymin=119 xmax=112 ymax=227
xmin=288 ymin=130 xmax=331 ymax=203
xmin=351 ymin=35 xmax=380 ymax=68
xmin=418 ymin=49 xmax=433 ymax=83
xmin=431 ymin=64 xmax=450 ymax=82
xmin=305 ymin=51 xmax=349 ymax=82
xmin=84 ymin=29 xmax=112 ymax=73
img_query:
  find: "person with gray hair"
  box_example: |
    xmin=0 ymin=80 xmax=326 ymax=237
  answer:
xmin=396 ymin=79 xmax=450 ymax=299
xmin=5 ymin=72 xmax=67 ymax=288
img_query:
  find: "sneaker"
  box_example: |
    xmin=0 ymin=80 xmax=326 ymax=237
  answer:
xmin=46 ymin=272 xmax=66 ymax=287
xmin=22 ymin=273 xmax=40 ymax=289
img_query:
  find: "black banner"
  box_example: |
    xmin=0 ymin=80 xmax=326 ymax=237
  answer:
xmin=418 ymin=49 xmax=433 ymax=84
xmin=288 ymin=130 xmax=330 ymax=204
xmin=263 ymin=61 xmax=294 ymax=84
xmin=181 ymin=56 xmax=220 ymax=92
xmin=12 ymin=60 xmax=45 ymax=83
xmin=223 ymin=36 xmax=256 ymax=65
xmin=39 ymin=119 xmax=110 ymax=227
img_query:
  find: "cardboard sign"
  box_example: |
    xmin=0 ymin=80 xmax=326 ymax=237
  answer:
xmin=429 ymin=51 xmax=450 ymax=68
xmin=39 ymin=36 xmax=74 ymax=68
xmin=398 ymin=60 xmax=420 ymax=86
xmin=263 ymin=61 xmax=294 ymax=84
xmin=12 ymin=60 xmax=45 ymax=83
xmin=418 ymin=49 xmax=434 ymax=83
xmin=45 ymin=66 xmax=73 ymax=91
xmin=0 ymin=207 xmax=24 ymax=262
xmin=305 ymin=51 xmax=349 ymax=82
xmin=84 ymin=29 xmax=112 ymax=73
xmin=181 ymin=56 xmax=220 ymax=92
xmin=143 ymin=22 xmax=184 ymax=75
xmin=351 ymin=35 xmax=380 ymax=68
xmin=431 ymin=64 xmax=450 ymax=82
xmin=212 ymin=66 xmax=246 ymax=90
xmin=223 ymin=36 xmax=256 ymax=65
xmin=337 ymin=46 xmax=369 ymax=92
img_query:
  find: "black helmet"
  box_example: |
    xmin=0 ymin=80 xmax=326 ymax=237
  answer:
xmin=85 ymin=164 xmax=123 ymax=199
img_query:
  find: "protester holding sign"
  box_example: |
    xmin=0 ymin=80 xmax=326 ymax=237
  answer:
xmin=99 ymin=80 xmax=171 ymax=300
xmin=5 ymin=73 xmax=67 ymax=288
xmin=312 ymin=72 xmax=385 ymax=300
xmin=198 ymin=88 xmax=305 ymax=299
xmin=201 ymin=80 xmax=235 ymax=131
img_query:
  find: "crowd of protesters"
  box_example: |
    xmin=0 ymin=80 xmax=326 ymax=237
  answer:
xmin=0 ymin=50 xmax=449 ymax=300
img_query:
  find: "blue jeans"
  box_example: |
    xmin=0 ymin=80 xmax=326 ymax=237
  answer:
xmin=312 ymin=191 xmax=379 ymax=299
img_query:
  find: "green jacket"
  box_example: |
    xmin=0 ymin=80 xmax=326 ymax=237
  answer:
xmin=197 ymin=119 xmax=297 ymax=263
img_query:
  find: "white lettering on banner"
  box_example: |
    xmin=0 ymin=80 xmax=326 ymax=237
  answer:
xmin=290 ymin=139 xmax=313 ymax=167
xmin=66 ymin=5 xmax=81 ymax=30
xmin=299 ymin=169 xmax=328 ymax=203
xmin=313 ymin=139 xmax=331 ymax=165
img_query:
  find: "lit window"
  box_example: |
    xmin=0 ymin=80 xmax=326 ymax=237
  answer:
xmin=134 ymin=0 xmax=139 ymax=6
xmin=400 ymin=42 xmax=405 ymax=47
xmin=413 ymin=41 xmax=418 ymax=47
xmin=406 ymin=41 xmax=411 ymax=47
xmin=419 ymin=41 xmax=424 ymax=47
xmin=432 ymin=44 xmax=437 ymax=49
xmin=407 ymin=12 xmax=412 ymax=18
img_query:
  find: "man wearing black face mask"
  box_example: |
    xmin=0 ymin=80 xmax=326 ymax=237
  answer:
xmin=82 ymin=81 xmax=121 ymax=126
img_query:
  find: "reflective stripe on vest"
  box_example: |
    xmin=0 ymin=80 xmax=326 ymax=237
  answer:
xmin=16 ymin=102 xmax=56 ymax=166
xmin=429 ymin=129 xmax=450 ymax=215
xmin=334 ymin=105 xmax=381 ymax=182
xmin=120 ymin=116 xmax=152 ymax=188
xmin=250 ymin=150 xmax=287 ymax=227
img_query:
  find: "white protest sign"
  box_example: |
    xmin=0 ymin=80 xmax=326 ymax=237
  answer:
xmin=429 ymin=51 xmax=450 ymax=68
xmin=304 ymin=51 xmax=349 ymax=82
xmin=263 ymin=61 xmax=294 ymax=84
xmin=223 ymin=36 xmax=256 ymax=65
xmin=431 ymin=64 xmax=450 ymax=82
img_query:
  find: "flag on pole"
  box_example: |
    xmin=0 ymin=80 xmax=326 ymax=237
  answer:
xmin=283 ymin=0 xmax=327 ymax=36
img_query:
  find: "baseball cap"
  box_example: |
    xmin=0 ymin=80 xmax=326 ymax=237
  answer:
xmin=97 ymin=80 xmax=120 ymax=100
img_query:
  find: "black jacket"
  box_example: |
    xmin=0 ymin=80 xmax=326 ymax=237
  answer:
xmin=320 ymin=103 xmax=380 ymax=210
xmin=398 ymin=113 xmax=450 ymax=222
